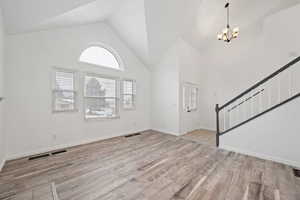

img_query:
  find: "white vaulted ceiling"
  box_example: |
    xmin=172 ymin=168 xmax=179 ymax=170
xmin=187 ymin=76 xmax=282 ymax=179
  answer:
xmin=0 ymin=0 xmax=129 ymax=34
xmin=1 ymin=0 xmax=300 ymax=66
xmin=182 ymin=0 xmax=300 ymax=50
xmin=109 ymin=0 xmax=150 ymax=65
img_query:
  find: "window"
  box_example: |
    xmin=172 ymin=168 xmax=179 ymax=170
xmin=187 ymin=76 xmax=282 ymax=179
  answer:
xmin=122 ymin=80 xmax=136 ymax=109
xmin=183 ymin=84 xmax=198 ymax=112
xmin=79 ymin=46 xmax=120 ymax=70
xmin=190 ymin=87 xmax=198 ymax=110
xmin=52 ymin=69 xmax=77 ymax=112
xmin=84 ymin=74 xmax=119 ymax=119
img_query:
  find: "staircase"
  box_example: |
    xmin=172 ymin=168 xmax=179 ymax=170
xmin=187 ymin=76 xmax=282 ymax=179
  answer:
xmin=215 ymin=56 xmax=300 ymax=147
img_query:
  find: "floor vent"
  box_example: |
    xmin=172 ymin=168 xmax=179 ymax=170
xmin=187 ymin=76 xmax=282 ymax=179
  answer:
xmin=293 ymin=168 xmax=300 ymax=178
xmin=51 ymin=150 xmax=67 ymax=155
xmin=29 ymin=153 xmax=50 ymax=160
xmin=125 ymin=133 xmax=141 ymax=138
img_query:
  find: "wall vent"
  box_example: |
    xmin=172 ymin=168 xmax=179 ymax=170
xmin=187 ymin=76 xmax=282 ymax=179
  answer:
xmin=125 ymin=133 xmax=141 ymax=138
xmin=51 ymin=150 xmax=67 ymax=155
xmin=293 ymin=168 xmax=300 ymax=178
xmin=29 ymin=153 xmax=50 ymax=160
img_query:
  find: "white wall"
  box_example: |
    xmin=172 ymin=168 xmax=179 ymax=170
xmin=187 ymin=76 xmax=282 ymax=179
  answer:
xmin=195 ymin=4 xmax=300 ymax=130
xmin=5 ymin=22 xmax=151 ymax=160
xmin=220 ymin=97 xmax=300 ymax=168
xmin=151 ymin=39 xmax=212 ymax=135
xmin=177 ymin=40 xmax=212 ymax=133
xmin=0 ymin=8 xmax=5 ymax=170
xmin=212 ymin=4 xmax=300 ymax=168
xmin=151 ymin=43 xmax=180 ymax=135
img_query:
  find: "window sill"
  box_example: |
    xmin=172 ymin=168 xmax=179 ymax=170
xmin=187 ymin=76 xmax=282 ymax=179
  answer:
xmin=84 ymin=116 xmax=120 ymax=121
xmin=52 ymin=109 xmax=78 ymax=114
xmin=122 ymin=107 xmax=136 ymax=111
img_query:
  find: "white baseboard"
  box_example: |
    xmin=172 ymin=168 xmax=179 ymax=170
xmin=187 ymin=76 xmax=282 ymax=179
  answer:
xmin=199 ymin=126 xmax=215 ymax=132
xmin=151 ymin=128 xmax=181 ymax=136
xmin=152 ymin=127 xmax=216 ymax=137
xmin=0 ymin=158 xmax=5 ymax=172
xmin=220 ymin=145 xmax=300 ymax=169
xmin=7 ymin=129 xmax=150 ymax=161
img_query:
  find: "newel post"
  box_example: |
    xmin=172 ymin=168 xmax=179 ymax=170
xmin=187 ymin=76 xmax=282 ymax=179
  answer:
xmin=215 ymin=104 xmax=220 ymax=147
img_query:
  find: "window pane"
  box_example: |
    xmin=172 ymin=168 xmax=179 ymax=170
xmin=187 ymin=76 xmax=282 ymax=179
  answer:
xmin=79 ymin=46 xmax=120 ymax=69
xmin=85 ymin=98 xmax=118 ymax=119
xmin=55 ymin=71 xmax=74 ymax=90
xmin=190 ymin=88 xmax=198 ymax=110
xmin=123 ymin=94 xmax=134 ymax=109
xmin=85 ymin=76 xmax=116 ymax=97
xmin=183 ymin=86 xmax=190 ymax=110
xmin=54 ymin=91 xmax=75 ymax=111
xmin=123 ymin=80 xmax=133 ymax=94
xmin=122 ymin=80 xmax=136 ymax=109
xmin=183 ymin=85 xmax=198 ymax=111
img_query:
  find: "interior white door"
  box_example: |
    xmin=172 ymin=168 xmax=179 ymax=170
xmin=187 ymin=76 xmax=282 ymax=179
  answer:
xmin=181 ymin=83 xmax=199 ymax=134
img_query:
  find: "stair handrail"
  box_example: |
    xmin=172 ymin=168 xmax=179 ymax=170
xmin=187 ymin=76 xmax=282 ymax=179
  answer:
xmin=216 ymin=56 xmax=300 ymax=147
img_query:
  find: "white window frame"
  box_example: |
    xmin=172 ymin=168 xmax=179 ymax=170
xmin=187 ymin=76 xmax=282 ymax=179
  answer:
xmin=121 ymin=79 xmax=136 ymax=110
xmin=83 ymin=73 xmax=120 ymax=120
xmin=183 ymin=83 xmax=198 ymax=112
xmin=79 ymin=44 xmax=124 ymax=71
xmin=190 ymin=87 xmax=198 ymax=111
xmin=52 ymin=67 xmax=78 ymax=113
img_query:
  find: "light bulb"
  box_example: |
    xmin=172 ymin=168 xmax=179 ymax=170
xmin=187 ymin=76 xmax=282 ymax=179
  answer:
xmin=223 ymin=28 xmax=228 ymax=34
xmin=233 ymin=31 xmax=239 ymax=38
xmin=233 ymin=27 xmax=239 ymax=33
xmin=217 ymin=34 xmax=223 ymax=40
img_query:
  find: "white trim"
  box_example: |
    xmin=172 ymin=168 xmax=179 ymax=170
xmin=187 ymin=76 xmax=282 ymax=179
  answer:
xmin=121 ymin=79 xmax=137 ymax=110
xmin=83 ymin=71 xmax=121 ymax=81
xmin=83 ymin=73 xmax=120 ymax=120
xmin=182 ymin=82 xmax=199 ymax=112
xmin=199 ymin=126 xmax=215 ymax=132
xmin=151 ymin=128 xmax=181 ymax=136
xmin=0 ymin=158 xmax=6 ymax=172
xmin=220 ymin=145 xmax=300 ymax=168
xmin=52 ymin=67 xmax=78 ymax=113
xmin=6 ymin=129 xmax=150 ymax=161
xmin=78 ymin=44 xmax=124 ymax=71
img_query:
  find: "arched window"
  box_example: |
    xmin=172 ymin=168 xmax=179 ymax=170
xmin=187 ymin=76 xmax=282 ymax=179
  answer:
xmin=79 ymin=46 xmax=121 ymax=70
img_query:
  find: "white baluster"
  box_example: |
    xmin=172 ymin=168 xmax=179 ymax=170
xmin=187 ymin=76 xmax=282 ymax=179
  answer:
xmin=246 ymin=95 xmax=250 ymax=120
xmin=289 ymin=69 xmax=293 ymax=97
xmin=241 ymin=99 xmax=244 ymax=122
xmin=259 ymin=87 xmax=262 ymax=112
xmin=223 ymin=110 xmax=226 ymax=132
xmin=243 ymin=97 xmax=247 ymax=121
xmin=278 ymin=75 xmax=281 ymax=103
xmin=235 ymin=103 xmax=238 ymax=126
xmin=237 ymin=103 xmax=240 ymax=125
xmin=268 ymin=81 xmax=272 ymax=108
xmin=231 ymin=106 xmax=233 ymax=127
xmin=250 ymin=93 xmax=253 ymax=118
xmin=228 ymin=109 xmax=231 ymax=129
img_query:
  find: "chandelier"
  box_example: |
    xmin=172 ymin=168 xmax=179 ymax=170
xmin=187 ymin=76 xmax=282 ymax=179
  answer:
xmin=217 ymin=2 xmax=239 ymax=43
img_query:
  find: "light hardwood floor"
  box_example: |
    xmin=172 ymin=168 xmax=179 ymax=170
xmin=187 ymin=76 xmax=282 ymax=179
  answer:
xmin=0 ymin=130 xmax=299 ymax=200
xmin=181 ymin=129 xmax=216 ymax=146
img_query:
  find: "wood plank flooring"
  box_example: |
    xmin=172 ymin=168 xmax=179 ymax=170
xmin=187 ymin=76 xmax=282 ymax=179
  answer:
xmin=181 ymin=129 xmax=216 ymax=146
xmin=0 ymin=130 xmax=299 ymax=200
